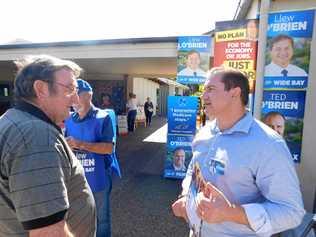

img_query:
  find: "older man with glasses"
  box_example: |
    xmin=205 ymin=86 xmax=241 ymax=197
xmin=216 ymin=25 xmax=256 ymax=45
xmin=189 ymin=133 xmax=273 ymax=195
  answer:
xmin=0 ymin=55 xmax=96 ymax=237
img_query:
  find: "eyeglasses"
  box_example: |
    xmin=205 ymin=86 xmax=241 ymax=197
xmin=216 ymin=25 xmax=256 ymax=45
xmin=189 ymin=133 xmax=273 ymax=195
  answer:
xmin=54 ymin=81 xmax=79 ymax=95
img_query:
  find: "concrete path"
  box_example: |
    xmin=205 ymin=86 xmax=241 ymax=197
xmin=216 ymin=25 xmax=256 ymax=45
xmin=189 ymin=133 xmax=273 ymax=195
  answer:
xmin=111 ymin=116 xmax=188 ymax=237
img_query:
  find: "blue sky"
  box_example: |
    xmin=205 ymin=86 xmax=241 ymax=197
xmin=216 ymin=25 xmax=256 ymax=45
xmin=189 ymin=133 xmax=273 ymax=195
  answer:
xmin=1 ymin=0 xmax=239 ymax=44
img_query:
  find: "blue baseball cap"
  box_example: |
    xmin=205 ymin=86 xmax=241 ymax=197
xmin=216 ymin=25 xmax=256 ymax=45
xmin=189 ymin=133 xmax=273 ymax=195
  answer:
xmin=77 ymin=79 xmax=92 ymax=94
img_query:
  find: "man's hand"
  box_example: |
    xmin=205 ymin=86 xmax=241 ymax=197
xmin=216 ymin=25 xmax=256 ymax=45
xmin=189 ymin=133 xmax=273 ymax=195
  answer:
xmin=196 ymin=182 xmax=250 ymax=226
xmin=66 ymin=136 xmax=81 ymax=150
xmin=171 ymin=196 xmax=188 ymax=222
xmin=196 ymin=190 xmax=230 ymax=223
xmin=66 ymin=137 xmax=113 ymax=154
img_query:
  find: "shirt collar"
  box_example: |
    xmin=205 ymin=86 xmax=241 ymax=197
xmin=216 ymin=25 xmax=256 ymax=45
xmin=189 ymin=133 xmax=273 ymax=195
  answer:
xmin=14 ymin=99 xmax=62 ymax=134
xmin=72 ymin=105 xmax=97 ymax=122
xmin=271 ymin=62 xmax=290 ymax=71
xmin=210 ymin=111 xmax=253 ymax=135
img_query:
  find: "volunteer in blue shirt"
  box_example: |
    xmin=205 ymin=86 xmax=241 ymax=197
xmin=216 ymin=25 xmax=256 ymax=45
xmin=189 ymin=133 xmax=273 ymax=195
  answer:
xmin=172 ymin=67 xmax=305 ymax=236
xmin=65 ymin=79 xmax=116 ymax=237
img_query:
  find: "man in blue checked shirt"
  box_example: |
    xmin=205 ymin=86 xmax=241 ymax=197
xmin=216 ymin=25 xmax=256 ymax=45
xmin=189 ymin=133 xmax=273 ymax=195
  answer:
xmin=172 ymin=67 xmax=305 ymax=237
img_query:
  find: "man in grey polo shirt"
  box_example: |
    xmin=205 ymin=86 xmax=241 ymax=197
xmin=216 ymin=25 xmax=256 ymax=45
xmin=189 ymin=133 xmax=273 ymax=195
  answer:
xmin=172 ymin=67 xmax=305 ymax=236
xmin=0 ymin=55 xmax=96 ymax=237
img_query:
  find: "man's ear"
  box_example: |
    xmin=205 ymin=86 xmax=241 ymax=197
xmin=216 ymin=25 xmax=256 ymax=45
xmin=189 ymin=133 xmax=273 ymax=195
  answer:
xmin=33 ymin=80 xmax=50 ymax=98
xmin=231 ymin=87 xmax=241 ymax=99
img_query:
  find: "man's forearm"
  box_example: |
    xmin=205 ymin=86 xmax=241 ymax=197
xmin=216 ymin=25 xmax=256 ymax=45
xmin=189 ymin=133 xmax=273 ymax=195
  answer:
xmin=226 ymin=205 xmax=251 ymax=227
xmin=29 ymin=220 xmax=73 ymax=237
xmin=78 ymin=141 xmax=113 ymax=154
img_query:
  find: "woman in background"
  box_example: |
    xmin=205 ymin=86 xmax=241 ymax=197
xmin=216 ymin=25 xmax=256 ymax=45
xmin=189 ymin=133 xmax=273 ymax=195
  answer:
xmin=144 ymin=97 xmax=154 ymax=127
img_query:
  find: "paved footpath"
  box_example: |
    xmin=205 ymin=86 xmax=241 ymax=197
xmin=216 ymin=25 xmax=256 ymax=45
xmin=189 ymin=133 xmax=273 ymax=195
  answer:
xmin=111 ymin=116 xmax=188 ymax=237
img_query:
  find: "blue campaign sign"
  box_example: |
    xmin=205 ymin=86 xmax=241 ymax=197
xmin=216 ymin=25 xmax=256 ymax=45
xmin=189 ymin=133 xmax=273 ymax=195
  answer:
xmin=267 ymin=10 xmax=315 ymax=38
xmin=178 ymin=36 xmax=211 ymax=52
xmin=287 ymin=140 xmax=301 ymax=163
xmin=167 ymin=134 xmax=194 ymax=150
xmin=176 ymin=75 xmax=206 ymax=85
xmin=262 ymin=90 xmax=306 ymax=118
xmin=164 ymin=130 xmax=194 ymax=180
xmin=177 ymin=36 xmax=211 ymax=85
xmin=167 ymin=96 xmax=198 ymax=135
xmin=263 ymin=76 xmax=308 ymax=90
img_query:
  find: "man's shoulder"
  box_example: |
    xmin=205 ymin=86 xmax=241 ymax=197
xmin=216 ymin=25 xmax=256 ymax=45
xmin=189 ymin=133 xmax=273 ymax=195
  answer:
xmin=288 ymin=64 xmax=308 ymax=76
xmin=264 ymin=63 xmax=275 ymax=73
xmin=95 ymin=108 xmax=111 ymax=119
xmin=250 ymin=118 xmax=285 ymax=145
xmin=178 ymin=67 xmax=190 ymax=75
xmin=193 ymin=122 xmax=214 ymax=145
xmin=0 ymin=108 xmax=60 ymax=150
xmin=1 ymin=108 xmax=56 ymax=132
xmin=196 ymin=68 xmax=206 ymax=76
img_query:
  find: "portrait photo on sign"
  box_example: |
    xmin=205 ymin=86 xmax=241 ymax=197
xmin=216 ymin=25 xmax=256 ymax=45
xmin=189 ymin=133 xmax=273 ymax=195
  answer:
xmin=177 ymin=50 xmax=208 ymax=78
xmin=262 ymin=111 xmax=303 ymax=162
xmin=164 ymin=148 xmax=192 ymax=172
xmin=265 ymin=35 xmax=311 ymax=77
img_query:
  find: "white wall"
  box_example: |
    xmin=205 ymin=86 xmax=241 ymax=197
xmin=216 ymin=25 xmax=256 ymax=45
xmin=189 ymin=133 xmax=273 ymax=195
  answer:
xmin=132 ymin=77 xmax=159 ymax=115
xmin=169 ymin=85 xmax=176 ymax=96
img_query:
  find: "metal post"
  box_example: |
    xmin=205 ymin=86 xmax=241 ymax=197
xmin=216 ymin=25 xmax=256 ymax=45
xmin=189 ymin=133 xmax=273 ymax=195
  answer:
xmin=253 ymin=0 xmax=271 ymax=119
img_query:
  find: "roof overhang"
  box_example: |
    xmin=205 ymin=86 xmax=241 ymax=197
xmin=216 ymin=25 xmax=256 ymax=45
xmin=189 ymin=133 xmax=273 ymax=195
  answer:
xmin=235 ymin=0 xmax=254 ymax=20
xmin=156 ymin=77 xmax=189 ymax=89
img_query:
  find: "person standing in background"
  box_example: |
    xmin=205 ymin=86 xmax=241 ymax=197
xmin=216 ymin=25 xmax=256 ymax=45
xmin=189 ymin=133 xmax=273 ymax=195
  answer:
xmin=126 ymin=93 xmax=137 ymax=132
xmin=144 ymin=97 xmax=154 ymax=127
xmin=101 ymin=93 xmax=114 ymax=110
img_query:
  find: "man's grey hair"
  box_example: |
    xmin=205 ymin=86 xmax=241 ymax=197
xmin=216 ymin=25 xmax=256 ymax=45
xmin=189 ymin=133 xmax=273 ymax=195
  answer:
xmin=14 ymin=55 xmax=82 ymax=101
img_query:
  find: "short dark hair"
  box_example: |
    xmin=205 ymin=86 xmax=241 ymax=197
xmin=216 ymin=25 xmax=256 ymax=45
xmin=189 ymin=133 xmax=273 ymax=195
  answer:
xmin=269 ymin=34 xmax=294 ymax=50
xmin=14 ymin=55 xmax=82 ymax=101
xmin=263 ymin=111 xmax=285 ymax=121
xmin=207 ymin=67 xmax=250 ymax=106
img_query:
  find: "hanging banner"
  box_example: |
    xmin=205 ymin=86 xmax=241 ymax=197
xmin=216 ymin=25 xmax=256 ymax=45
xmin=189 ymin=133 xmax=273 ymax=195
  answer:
xmin=261 ymin=9 xmax=315 ymax=163
xmin=214 ymin=19 xmax=259 ymax=93
xmin=176 ymin=36 xmax=211 ymax=90
xmin=164 ymin=96 xmax=198 ymax=179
